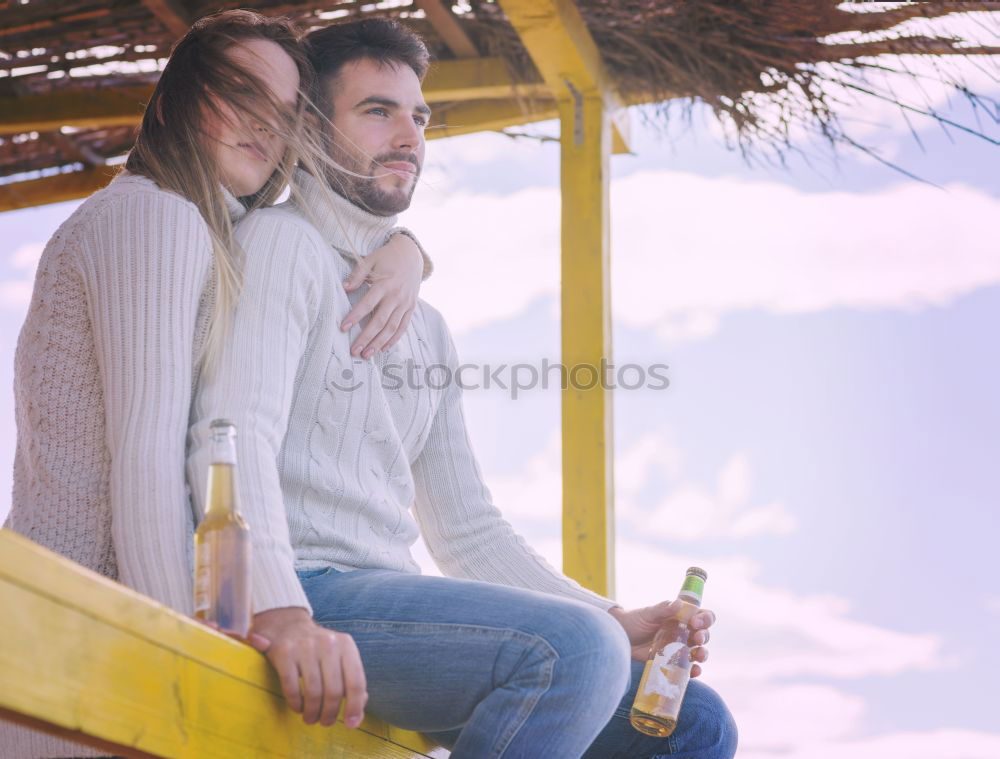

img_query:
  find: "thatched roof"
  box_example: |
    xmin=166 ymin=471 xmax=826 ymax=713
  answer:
xmin=1 ymin=0 xmax=998 ymax=206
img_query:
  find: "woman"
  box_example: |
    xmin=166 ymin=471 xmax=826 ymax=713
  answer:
xmin=2 ymin=10 xmax=429 ymax=757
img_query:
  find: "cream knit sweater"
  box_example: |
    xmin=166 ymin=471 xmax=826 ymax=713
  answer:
xmin=186 ymin=168 xmax=618 ymax=616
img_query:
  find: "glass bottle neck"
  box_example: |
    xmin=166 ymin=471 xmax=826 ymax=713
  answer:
xmin=205 ymin=424 xmax=238 ymax=516
xmin=677 ymin=573 xmax=706 ymax=606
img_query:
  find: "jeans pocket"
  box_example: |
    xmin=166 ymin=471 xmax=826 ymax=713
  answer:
xmin=297 ymin=566 xmax=340 ymax=581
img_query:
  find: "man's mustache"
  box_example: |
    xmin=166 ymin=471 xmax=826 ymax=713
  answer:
xmin=371 ymin=151 xmax=421 ymax=174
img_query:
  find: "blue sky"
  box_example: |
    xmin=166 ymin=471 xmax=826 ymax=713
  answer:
xmin=2 ymin=46 xmax=999 ymax=759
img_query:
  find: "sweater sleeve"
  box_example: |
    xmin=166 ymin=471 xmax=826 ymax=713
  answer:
xmin=77 ymin=190 xmax=210 ymax=614
xmin=388 ymin=226 xmax=433 ymax=281
xmin=186 ymin=209 xmax=320 ymax=615
xmin=410 ymin=309 xmax=620 ymax=612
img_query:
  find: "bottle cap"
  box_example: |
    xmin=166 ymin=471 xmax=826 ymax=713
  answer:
xmin=210 ymin=419 xmax=235 ymax=429
xmin=686 ymin=567 xmax=708 ymax=581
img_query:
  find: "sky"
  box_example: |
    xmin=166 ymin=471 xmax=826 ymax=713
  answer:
xmin=2 ymin=18 xmax=1000 ymax=759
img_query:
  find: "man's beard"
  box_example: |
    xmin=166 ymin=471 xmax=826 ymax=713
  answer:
xmin=327 ymin=142 xmax=420 ymax=216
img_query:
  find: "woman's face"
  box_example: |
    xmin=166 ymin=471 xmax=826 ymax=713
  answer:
xmin=205 ymin=38 xmax=300 ymax=198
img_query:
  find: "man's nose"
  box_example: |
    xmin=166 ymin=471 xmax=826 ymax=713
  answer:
xmin=391 ymin=114 xmax=422 ymax=151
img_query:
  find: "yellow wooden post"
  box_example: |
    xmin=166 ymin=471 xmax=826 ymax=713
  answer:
xmin=497 ymin=0 xmax=625 ymax=600
xmin=558 ymin=91 xmax=616 ymax=599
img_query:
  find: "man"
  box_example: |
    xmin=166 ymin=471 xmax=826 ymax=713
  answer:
xmin=188 ymin=18 xmax=736 ymax=758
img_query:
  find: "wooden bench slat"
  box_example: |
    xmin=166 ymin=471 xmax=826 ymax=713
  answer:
xmin=0 ymin=529 xmax=449 ymax=758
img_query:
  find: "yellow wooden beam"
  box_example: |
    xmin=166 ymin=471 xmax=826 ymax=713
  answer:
xmin=0 ymin=98 xmax=563 ymax=212
xmin=0 ymin=529 xmax=447 ymax=758
xmin=0 ymin=166 xmax=118 ymax=213
xmin=0 ymin=86 xmax=153 ymax=135
xmin=428 ymin=97 xmax=558 ymax=140
xmin=496 ymin=0 xmax=632 ymax=153
xmin=0 ymin=59 xmax=547 ymax=136
xmin=425 ymin=57 xmax=547 ymax=102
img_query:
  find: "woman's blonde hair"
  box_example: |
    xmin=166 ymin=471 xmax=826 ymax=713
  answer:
xmin=124 ymin=9 xmax=312 ymax=372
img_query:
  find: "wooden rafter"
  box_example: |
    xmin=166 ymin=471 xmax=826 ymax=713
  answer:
xmin=0 ymin=97 xmax=561 ymax=212
xmin=413 ymin=0 xmax=478 ymax=58
xmin=496 ymin=0 xmax=631 ymax=152
xmin=0 ymin=59 xmax=549 ymax=136
xmin=140 ymin=0 xmax=191 ymax=38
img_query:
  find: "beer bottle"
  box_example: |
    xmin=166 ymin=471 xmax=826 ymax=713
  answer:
xmin=629 ymin=567 xmax=708 ymax=737
xmin=193 ymin=419 xmax=251 ymax=637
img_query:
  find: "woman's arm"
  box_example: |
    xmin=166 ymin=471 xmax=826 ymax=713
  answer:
xmin=79 ymin=190 xmax=212 ymax=614
xmin=341 ymin=228 xmax=430 ymax=358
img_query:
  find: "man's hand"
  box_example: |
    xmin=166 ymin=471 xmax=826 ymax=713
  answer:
xmin=341 ymin=232 xmax=424 ymax=358
xmin=249 ymin=607 xmax=368 ymax=728
xmin=607 ymin=601 xmax=714 ymax=676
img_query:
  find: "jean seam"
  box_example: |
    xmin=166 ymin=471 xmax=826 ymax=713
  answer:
xmin=313 ymin=618 xmax=562 ymax=660
xmin=317 ymin=618 xmax=563 ymax=757
xmin=489 ymin=638 xmax=556 ymax=759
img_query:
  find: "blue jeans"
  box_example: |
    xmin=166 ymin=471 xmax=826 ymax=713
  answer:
xmin=297 ymin=567 xmax=737 ymax=759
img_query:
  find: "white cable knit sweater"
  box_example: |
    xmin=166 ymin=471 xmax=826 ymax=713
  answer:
xmin=186 ymin=168 xmax=619 ymax=617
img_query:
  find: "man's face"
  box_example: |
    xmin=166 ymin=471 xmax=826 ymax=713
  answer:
xmin=324 ymin=57 xmax=429 ymax=215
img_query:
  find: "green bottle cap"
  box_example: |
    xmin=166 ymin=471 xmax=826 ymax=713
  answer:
xmin=679 ymin=566 xmax=707 ymax=604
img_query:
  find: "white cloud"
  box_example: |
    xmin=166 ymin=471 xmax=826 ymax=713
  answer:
xmin=411 ymin=166 xmax=1000 ymax=342
xmin=1 ymin=241 xmax=43 ymax=309
xmin=470 ymin=430 xmax=795 ymax=541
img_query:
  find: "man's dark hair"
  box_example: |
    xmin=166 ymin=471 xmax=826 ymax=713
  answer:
xmin=305 ymin=18 xmax=430 ymax=113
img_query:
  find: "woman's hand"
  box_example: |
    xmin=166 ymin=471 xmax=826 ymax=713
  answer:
xmin=341 ymin=232 xmax=425 ymax=359
xmin=608 ymin=601 xmax=715 ymax=675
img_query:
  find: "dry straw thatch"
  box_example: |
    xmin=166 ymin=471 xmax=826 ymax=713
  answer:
xmin=1 ymin=0 xmax=998 ymax=192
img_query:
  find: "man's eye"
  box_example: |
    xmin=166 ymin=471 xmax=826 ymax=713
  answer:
xmin=368 ymin=108 xmax=388 ymax=117
xmin=414 ymin=116 xmax=428 ymax=127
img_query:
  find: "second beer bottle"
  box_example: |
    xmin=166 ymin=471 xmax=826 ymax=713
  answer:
xmin=193 ymin=419 xmax=252 ymax=637
xmin=629 ymin=566 xmax=708 ymax=737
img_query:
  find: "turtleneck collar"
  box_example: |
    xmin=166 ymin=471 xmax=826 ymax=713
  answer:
xmin=222 ymin=186 xmax=248 ymax=223
xmin=290 ymin=167 xmax=397 ymax=260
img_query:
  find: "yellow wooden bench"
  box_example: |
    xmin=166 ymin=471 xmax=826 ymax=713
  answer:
xmin=0 ymin=528 xmax=450 ymax=758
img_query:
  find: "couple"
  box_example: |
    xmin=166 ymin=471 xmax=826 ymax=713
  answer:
xmin=4 ymin=10 xmax=736 ymax=759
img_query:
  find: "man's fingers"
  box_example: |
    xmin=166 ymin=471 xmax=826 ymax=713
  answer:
xmin=689 ymin=628 xmax=709 ymax=647
xmin=299 ymin=651 xmax=326 ymax=725
xmin=692 ymin=609 xmax=716 ymax=629
xmin=691 ymin=646 xmax=709 ymax=664
xmin=317 ymin=634 xmax=346 ymax=727
xmin=339 ymin=636 xmax=368 ymax=728
xmin=270 ymin=650 xmax=303 ymax=713
xmin=691 ymin=663 xmax=703 ymax=678
xmin=248 ymin=632 xmax=272 ymax=652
